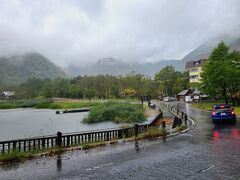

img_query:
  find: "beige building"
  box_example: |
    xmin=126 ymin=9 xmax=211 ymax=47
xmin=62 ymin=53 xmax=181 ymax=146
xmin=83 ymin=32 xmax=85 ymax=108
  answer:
xmin=186 ymin=59 xmax=206 ymax=83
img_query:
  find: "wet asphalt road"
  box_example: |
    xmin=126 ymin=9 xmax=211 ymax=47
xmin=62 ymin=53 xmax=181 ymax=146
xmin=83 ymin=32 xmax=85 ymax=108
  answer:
xmin=0 ymin=102 xmax=240 ymax=180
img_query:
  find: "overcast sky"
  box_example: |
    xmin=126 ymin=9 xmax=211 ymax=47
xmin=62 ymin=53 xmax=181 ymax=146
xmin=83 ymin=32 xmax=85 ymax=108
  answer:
xmin=0 ymin=0 xmax=240 ymax=66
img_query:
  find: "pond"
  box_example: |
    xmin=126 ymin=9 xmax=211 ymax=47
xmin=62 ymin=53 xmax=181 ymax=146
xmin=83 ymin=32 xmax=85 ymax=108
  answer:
xmin=0 ymin=109 xmax=122 ymax=141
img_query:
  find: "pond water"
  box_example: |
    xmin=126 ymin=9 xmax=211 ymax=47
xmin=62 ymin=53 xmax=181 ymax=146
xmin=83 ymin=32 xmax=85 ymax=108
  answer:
xmin=0 ymin=109 xmax=122 ymax=141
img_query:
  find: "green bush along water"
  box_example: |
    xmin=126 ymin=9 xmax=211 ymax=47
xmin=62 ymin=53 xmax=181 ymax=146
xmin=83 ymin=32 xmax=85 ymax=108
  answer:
xmin=83 ymin=102 xmax=145 ymax=123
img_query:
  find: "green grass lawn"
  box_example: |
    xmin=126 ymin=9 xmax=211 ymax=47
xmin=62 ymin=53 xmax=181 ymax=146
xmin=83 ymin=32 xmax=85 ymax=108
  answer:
xmin=51 ymin=100 xmax=101 ymax=109
xmin=191 ymin=101 xmax=240 ymax=115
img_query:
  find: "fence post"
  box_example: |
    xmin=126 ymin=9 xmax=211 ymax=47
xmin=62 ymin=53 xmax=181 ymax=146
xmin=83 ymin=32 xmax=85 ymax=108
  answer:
xmin=185 ymin=114 xmax=188 ymax=126
xmin=106 ymin=132 xmax=110 ymax=141
xmin=57 ymin=131 xmax=62 ymax=148
xmin=172 ymin=116 xmax=182 ymax=129
xmin=162 ymin=121 xmax=166 ymax=129
xmin=13 ymin=142 xmax=16 ymax=151
xmin=42 ymin=139 xmax=45 ymax=149
xmin=134 ymin=124 xmax=139 ymax=138
xmin=159 ymin=110 xmax=163 ymax=119
xmin=181 ymin=112 xmax=184 ymax=120
xmin=118 ymin=130 xmax=123 ymax=139
xmin=124 ymin=129 xmax=129 ymax=138
xmin=67 ymin=136 xmax=70 ymax=147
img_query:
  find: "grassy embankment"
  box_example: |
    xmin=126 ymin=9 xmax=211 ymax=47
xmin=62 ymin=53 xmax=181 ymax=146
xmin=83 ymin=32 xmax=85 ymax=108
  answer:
xmin=191 ymin=101 xmax=240 ymax=115
xmin=0 ymin=147 xmax=64 ymax=164
xmin=0 ymin=99 xmax=140 ymax=109
xmin=0 ymin=99 xmax=102 ymax=109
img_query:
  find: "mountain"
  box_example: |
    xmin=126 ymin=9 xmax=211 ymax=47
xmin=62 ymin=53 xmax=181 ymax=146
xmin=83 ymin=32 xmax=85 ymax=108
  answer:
xmin=181 ymin=34 xmax=240 ymax=62
xmin=67 ymin=57 xmax=182 ymax=77
xmin=68 ymin=35 xmax=240 ymax=77
xmin=0 ymin=53 xmax=68 ymax=85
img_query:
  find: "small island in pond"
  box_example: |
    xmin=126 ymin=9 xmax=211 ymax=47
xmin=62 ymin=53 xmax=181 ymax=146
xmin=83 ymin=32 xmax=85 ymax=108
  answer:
xmin=83 ymin=102 xmax=145 ymax=123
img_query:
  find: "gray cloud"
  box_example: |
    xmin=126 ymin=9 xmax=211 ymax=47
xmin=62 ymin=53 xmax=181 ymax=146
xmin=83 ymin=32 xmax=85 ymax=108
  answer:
xmin=0 ymin=0 xmax=240 ymax=66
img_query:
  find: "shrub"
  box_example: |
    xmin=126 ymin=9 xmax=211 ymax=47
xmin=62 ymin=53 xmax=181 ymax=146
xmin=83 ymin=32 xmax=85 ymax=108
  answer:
xmin=34 ymin=99 xmax=53 ymax=109
xmin=0 ymin=151 xmax=32 ymax=163
xmin=48 ymin=103 xmax=61 ymax=109
xmin=144 ymin=127 xmax=168 ymax=138
xmin=83 ymin=102 xmax=145 ymax=123
xmin=21 ymin=100 xmax=38 ymax=108
xmin=176 ymin=124 xmax=187 ymax=132
xmin=0 ymin=99 xmax=54 ymax=109
xmin=0 ymin=103 xmax=17 ymax=109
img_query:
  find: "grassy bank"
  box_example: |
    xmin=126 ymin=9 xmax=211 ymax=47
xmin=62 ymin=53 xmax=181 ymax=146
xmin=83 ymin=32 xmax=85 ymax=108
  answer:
xmin=51 ymin=100 xmax=100 ymax=109
xmin=0 ymin=147 xmax=65 ymax=164
xmin=0 ymin=151 xmax=33 ymax=163
xmin=191 ymin=101 xmax=240 ymax=115
xmin=0 ymin=99 xmax=139 ymax=109
xmin=0 ymin=99 xmax=54 ymax=109
xmin=83 ymin=101 xmax=145 ymax=123
xmin=0 ymin=99 xmax=101 ymax=109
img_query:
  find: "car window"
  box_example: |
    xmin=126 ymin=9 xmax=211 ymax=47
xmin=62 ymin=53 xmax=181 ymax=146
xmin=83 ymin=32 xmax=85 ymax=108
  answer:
xmin=214 ymin=108 xmax=231 ymax=112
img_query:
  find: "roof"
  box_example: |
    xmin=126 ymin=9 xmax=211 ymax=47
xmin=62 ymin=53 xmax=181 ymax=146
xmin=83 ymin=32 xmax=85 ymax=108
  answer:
xmin=177 ymin=89 xmax=196 ymax=96
xmin=192 ymin=89 xmax=201 ymax=95
xmin=177 ymin=90 xmax=189 ymax=96
xmin=185 ymin=59 xmax=206 ymax=69
xmin=1 ymin=91 xmax=14 ymax=96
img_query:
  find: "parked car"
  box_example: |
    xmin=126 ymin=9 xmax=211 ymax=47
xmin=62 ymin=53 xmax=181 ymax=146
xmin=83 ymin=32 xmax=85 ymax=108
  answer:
xmin=163 ymin=97 xmax=171 ymax=102
xmin=149 ymin=102 xmax=156 ymax=108
xmin=211 ymin=104 xmax=236 ymax=123
xmin=163 ymin=97 xmax=176 ymax=102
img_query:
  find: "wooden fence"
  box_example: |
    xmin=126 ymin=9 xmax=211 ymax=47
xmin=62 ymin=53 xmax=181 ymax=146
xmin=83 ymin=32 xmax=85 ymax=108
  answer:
xmin=0 ymin=112 xmax=163 ymax=155
xmin=160 ymin=102 xmax=189 ymax=127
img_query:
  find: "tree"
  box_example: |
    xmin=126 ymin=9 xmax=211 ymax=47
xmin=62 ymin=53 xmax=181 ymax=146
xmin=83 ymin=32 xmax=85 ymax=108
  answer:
xmin=84 ymin=89 xmax=95 ymax=101
xmin=122 ymin=88 xmax=137 ymax=98
xmin=68 ymin=84 xmax=83 ymax=98
xmin=155 ymin=66 xmax=189 ymax=96
xmin=201 ymin=42 xmax=240 ymax=105
xmin=225 ymin=50 xmax=240 ymax=105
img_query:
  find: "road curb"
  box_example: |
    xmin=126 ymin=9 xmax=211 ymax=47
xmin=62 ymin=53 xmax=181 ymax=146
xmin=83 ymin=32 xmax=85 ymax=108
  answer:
xmin=156 ymin=118 xmax=194 ymax=140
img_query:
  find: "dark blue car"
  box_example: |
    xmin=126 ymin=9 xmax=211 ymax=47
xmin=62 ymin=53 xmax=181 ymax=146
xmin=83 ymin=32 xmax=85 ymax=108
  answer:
xmin=211 ymin=104 xmax=236 ymax=123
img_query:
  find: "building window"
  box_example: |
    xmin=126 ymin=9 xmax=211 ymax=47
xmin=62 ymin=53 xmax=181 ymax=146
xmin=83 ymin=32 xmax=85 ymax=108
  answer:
xmin=190 ymin=68 xmax=198 ymax=72
xmin=190 ymin=75 xmax=199 ymax=79
xmin=193 ymin=60 xmax=200 ymax=66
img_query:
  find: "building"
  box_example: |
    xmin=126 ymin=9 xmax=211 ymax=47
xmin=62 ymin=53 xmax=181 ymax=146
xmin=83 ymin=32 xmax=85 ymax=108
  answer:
xmin=1 ymin=91 xmax=15 ymax=100
xmin=176 ymin=89 xmax=207 ymax=102
xmin=176 ymin=89 xmax=194 ymax=102
xmin=185 ymin=59 xmax=206 ymax=83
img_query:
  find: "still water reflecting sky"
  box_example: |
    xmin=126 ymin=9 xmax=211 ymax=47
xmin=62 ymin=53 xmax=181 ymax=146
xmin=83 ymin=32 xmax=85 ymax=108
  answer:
xmin=0 ymin=109 xmax=121 ymax=141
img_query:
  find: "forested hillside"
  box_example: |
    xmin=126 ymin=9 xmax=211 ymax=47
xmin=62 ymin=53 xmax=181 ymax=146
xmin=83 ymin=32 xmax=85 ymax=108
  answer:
xmin=0 ymin=53 xmax=68 ymax=85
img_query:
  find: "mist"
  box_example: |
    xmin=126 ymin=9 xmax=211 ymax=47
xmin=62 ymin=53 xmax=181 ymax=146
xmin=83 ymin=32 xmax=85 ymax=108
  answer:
xmin=0 ymin=0 xmax=240 ymax=67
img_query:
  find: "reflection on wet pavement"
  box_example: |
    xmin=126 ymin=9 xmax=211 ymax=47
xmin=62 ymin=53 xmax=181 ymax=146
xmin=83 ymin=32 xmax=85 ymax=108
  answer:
xmin=56 ymin=155 xmax=62 ymax=172
xmin=134 ymin=140 xmax=140 ymax=153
